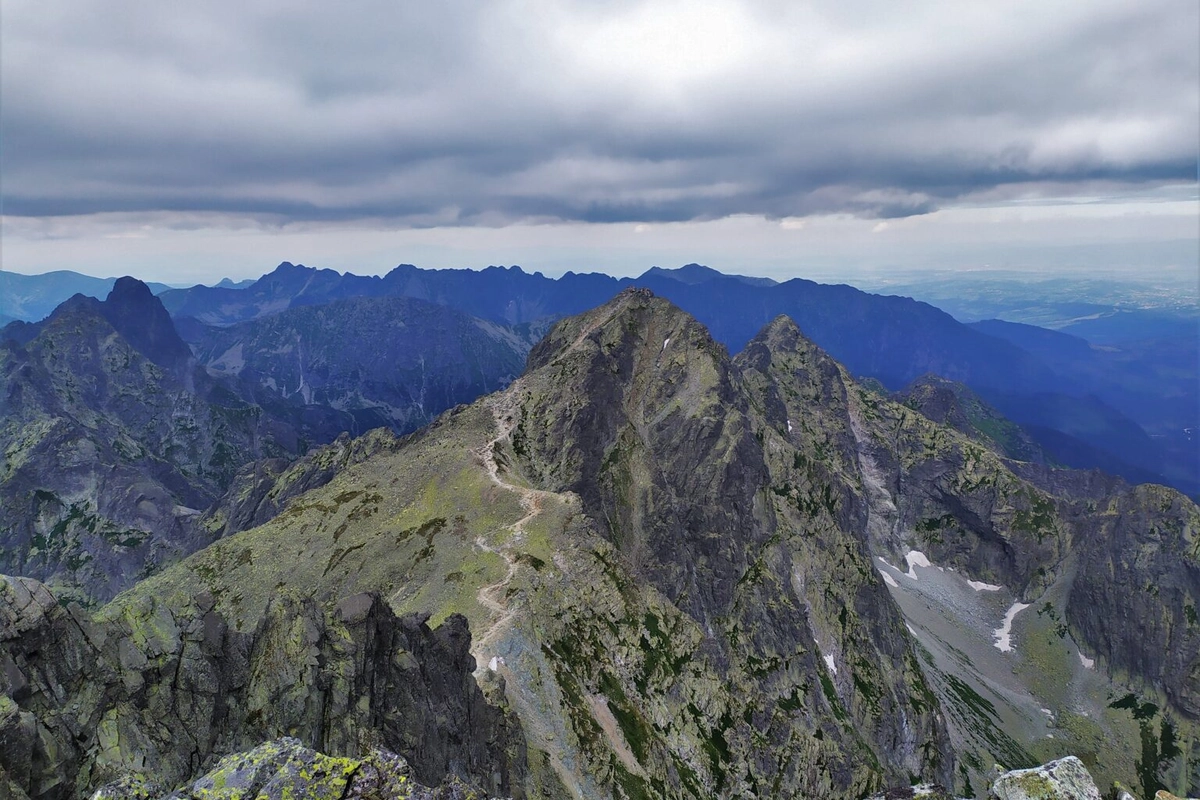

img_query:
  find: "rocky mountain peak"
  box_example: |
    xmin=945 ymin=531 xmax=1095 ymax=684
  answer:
xmin=761 ymin=312 xmax=800 ymax=336
xmin=739 ymin=314 xmax=834 ymax=369
xmin=735 ymin=313 xmax=852 ymax=429
xmin=100 ymin=276 xmax=193 ymax=376
xmin=525 ymin=285 xmax=720 ymax=375
xmin=106 ymin=274 xmax=154 ymax=304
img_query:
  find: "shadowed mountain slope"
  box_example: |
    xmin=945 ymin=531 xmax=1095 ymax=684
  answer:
xmin=187 ymin=295 xmax=533 ymax=443
xmin=896 ymin=374 xmax=1051 ymax=465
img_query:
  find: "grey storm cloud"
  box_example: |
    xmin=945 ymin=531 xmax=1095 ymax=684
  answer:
xmin=2 ymin=0 xmax=1196 ymax=225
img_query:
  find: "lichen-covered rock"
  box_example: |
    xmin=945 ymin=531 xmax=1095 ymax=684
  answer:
xmin=90 ymin=738 xmax=502 ymax=800
xmin=168 ymin=737 xmax=358 ymax=800
xmin=89 ymin=772 xmax=160 ymax=799
xmin=989 ymin=756 xmax=1102 ymax=800
xmin=0 ymin=576 xmax=524 ymax=800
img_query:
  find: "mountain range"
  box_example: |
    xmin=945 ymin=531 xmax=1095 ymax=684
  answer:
xmin=8 ymin=261 xmax=1193 ymax=498
xmin=0 ymin=287 xmax=1196 ymax=798
xmin=151 ymin=261 xmax=1197 ymax=496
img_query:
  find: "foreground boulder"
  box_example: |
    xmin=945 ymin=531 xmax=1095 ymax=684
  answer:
xmin=989 ymin=756 xmax=1101 ymax=800
xmin=89 ymin=737 xmax=503 ymax=800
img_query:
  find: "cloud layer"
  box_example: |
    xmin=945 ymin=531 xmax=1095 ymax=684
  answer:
xmin=3 ymin=0 xmax=1197 ymax=225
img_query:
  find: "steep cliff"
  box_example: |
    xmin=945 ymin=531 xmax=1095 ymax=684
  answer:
xmin=732 ymin=318 xmax=1199 ymax=797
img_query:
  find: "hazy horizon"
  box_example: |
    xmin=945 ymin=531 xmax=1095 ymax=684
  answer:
xmin=3 ymin=254 xmax=1198 ymax=299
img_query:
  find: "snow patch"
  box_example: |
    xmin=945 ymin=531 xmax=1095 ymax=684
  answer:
xmin=967 ymin=580 xmax=1003 ymax=592
xmin=878 ymin=569 xmax=899 ymax=588
xmin=904 ymin=550 xmax=932 ymax=579
xmin=993 ymin=602 xmax=1031 ymax=652
xmin=823 ymin=654 xmax=837 ymax=676
xmin=1040 ymin=707 xmax=1052 ymax=716
xmin=488 ymin=656 xmax=505 ymax=672
xmin=787 ymin=419 xmax=793 ymax=433
xmin=662 ymin=338 xmax=670 ymax=351
xmin=1078 ymin=651 xmax=1094 ymax=669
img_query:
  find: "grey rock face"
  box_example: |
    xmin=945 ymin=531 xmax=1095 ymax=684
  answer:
xmin=0 ymin=576 xmax=524 ymax=800
xmin=517 ymin=290 xmax=952 ymax=793
xmin=1066 ymin=484 xmax=1200 ymax=717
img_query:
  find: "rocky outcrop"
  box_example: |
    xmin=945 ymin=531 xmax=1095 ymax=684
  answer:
xmin=0 ymin=576 xmax=524 ymax=800
xmin=513 ymin=290 xmax=952 ymax=793
xmin=90 ymin=737 xmax=503 ymax=800
xmin=989 ymin=756 xmax=1101 ymax=799
xmin=1067 ymin=484 xmax=1200 ymax=716
xmin=867 ymin=756 xmax=1113 ymax=800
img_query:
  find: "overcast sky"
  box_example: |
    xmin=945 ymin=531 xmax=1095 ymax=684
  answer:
xmin=2 ymin=0 xmax=1197 ymax=284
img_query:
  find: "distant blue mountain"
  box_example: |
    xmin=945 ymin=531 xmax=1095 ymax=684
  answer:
xmin=641 ymin=263 xmax=778 ymax=287
xmin=0 ymin=269 xmax=176 ymax=323
xmin=213 ymin=277 xmax=256 ymax=289
xmin=162 ymin=261 xmax=1052 ymax=388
